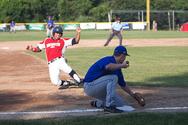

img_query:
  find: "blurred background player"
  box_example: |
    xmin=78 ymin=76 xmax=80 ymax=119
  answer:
xmin=104 ymin=15 xmax=124 ymax=46
xmin=9 ymin=20 xmax=16 ymax=33
xmin=46 ymin=16 xmax=55 ymax=37
xmin=26 ymin=26 xmax=82 ymax=89
xmin=152 ymin=20 xmax=158 ymax=32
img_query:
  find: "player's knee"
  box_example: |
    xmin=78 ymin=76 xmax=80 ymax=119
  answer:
xmin=111 ymin=75 xmax=118 ymax=84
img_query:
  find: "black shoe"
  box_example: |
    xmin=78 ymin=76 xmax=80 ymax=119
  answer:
xmin=90 ymin=100 xmax=97 ymax=108
xmin=67 ymin=79 xmax=80 ymax=86
xmin=104 ymin=44 xmax=108 ymax=47
xmin=104 ymin=106 xmax=124 ymax=113
xmin=68 ymin=78 xmax=84 ymax=87
xmin=58 ymin=81 xmax=70 ymax=89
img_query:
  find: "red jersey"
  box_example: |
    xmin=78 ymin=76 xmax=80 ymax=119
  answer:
xmin=37 ymin=37 xmax=73 ymax=62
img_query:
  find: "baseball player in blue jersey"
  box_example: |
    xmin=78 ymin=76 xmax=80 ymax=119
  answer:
xmin=46 ymin=16 xmax=55 ymax=37
xmin=10 ymin=20 xmax=16 ymax=33
xmin=83 ymin=46 xmax=138 ymax=113
xmin=104 ymin=16 xmax=124 ymax=46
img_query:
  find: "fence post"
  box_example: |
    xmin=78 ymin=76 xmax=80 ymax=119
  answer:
xmin=168 ymin=11 xmax=171 ymax=31
xmin=172 ymin=10 xmax=175 ymax=31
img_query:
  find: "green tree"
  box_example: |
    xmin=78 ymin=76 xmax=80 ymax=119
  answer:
xmin=0 ymin=0 xmax=187 ymax=24
xmin=0 ymin=0 xmax=59 ymax=23
xmin=58 ymin=0 xmax=93 ymax=22
xmin=89 ymin=2 xmax=110 ymax=22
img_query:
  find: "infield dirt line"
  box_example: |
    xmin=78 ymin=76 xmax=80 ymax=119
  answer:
xmin=0 ymin=38 xmax=188 ymax=51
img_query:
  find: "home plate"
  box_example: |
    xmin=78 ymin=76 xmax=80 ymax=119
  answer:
xmin=117 ymin=105 xmax=135 ymax=112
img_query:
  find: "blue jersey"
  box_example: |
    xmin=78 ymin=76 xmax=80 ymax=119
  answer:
xmin=47 ymin=19 xmax=54 ymax=28
xmin=84 ymin=56 xmax=126 ymax=87
xmin=10 ymin=21 xmax=15 ymax=27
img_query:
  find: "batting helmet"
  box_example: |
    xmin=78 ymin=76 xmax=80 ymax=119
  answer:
xmin=52 ymin=26 xmax=63 ymax=35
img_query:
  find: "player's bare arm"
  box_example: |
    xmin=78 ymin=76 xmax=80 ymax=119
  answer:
xmin=105 ymin=63 xmax=128 ymax=71
xmin=122 ymin=85 xmax=146 ymax=107
xmin=121 ymin=85 xmax=135 ymax=97
xmin=105 ymin=61 xmax=129 ymax=71
xmin=74 ymin=27 xmax=81 ymax=44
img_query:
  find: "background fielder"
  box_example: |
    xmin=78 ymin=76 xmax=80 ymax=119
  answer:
xmin=26 ymin=26 xmax=82 ymax=89
xmin=104 ymin=16 xmax=124 ymax=46
xmin=9 ymin=20 xmax=16 ymax=33
xmin=46 ymin=16 xmax=55 ymax=38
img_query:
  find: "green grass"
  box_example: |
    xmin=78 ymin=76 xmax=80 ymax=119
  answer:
xmin=29 ymin=46 xmax=188 ymax=87
xmin=1 ymin=31 xmax=188 ymax=124
xmin=0 ymin=31 xmax=47 ymax=41
xmin=0 ymin=112 xmax=188 ymax=125
xmin=0 ymin=30 xmax=188 ymax=41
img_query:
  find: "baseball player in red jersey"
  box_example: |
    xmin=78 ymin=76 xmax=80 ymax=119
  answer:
xmin=26 ymin=26 xmax=82 ymax=89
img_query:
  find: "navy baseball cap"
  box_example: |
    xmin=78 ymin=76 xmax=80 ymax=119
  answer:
xmin=114 ymin=45 xmax=129 ymax=56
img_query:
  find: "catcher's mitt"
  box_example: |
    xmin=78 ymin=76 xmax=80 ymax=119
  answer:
xmin=133 ymin=92 xmax=145 ymax=107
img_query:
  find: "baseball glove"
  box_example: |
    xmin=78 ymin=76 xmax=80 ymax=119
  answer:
xmin=133 ymin=92 xmax=145 ymax=106
xmin=26 ymin=45 xmax=32 ymax=50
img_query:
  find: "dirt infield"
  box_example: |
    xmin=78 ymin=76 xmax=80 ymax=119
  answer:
xmin=0 ymin=39 xmax=188 ymax=119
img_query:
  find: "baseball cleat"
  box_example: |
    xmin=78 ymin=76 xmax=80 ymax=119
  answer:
xmin=104 ymin=106 xmax=124 ymax=113
xmin=90 ymin=100 xmax=97 ymax=108
xmin=58 ymin=81 xmax=70 ymax=89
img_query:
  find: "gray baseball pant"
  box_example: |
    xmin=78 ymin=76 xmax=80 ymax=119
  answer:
xmin=84 ymin=75 xmax=126 ymax=108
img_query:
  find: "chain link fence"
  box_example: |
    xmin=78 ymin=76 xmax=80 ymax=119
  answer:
xmin=110 ymin=10 xmax=188 ymax=30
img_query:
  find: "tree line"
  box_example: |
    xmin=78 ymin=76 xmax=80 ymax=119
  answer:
xmin=0 ymin=0 xmax=188 ymax=29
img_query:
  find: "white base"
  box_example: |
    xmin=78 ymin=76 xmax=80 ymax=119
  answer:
xmin=117 ymin=105 xmax=135 ymax=112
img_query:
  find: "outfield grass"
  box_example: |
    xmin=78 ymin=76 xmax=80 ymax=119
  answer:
xmin=30 ymin=46 xmax=188 ymax=87
xmin=0 ymin=30 xmax=188 ymax=41
xmin=0 ymin=112 xmax=188 ymax=125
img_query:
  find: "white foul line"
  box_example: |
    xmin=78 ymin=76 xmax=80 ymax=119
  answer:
xmin=145 ymin=106 xmax=188 ymax=111
xmin=0 ymin=106 xmax=188 ymax=115
xmin=0 ymin=109 xmax=103 ymax=115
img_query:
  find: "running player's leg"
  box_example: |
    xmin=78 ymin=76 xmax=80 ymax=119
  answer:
xmin=59 ymin=58 xmax=81 ymax=84
xmin=48 ymin=63 xmax=62 ymax=86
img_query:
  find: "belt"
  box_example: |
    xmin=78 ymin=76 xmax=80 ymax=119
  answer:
xmin=48 ymin=57 xmax=62 ymax=64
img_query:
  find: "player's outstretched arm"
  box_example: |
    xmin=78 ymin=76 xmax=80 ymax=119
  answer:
xmin=26 ymin=45 xmax=41 ymax=52
xmin=122 ymin=85 xmax=146 ymax=107
xmin=121 ymin=85 xmax=135 ymax=97
xmin=74 ymin=27 xmax=81 ymax=44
